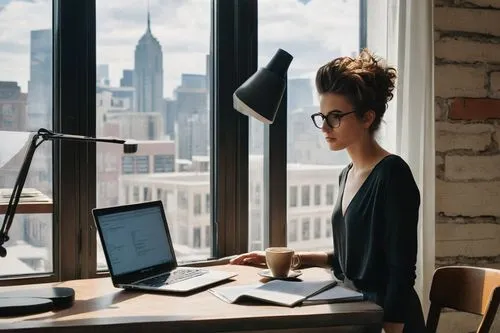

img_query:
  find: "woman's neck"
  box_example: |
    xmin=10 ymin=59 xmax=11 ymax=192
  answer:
xmin=346 ymin=135 xmax=387 ymax=172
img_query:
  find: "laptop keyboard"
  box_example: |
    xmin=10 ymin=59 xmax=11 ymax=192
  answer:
xmin=137 ymin=268 xmax=208 ymax=287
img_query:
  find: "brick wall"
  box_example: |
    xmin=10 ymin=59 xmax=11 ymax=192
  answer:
xmin=434 ymin=0 xmax=500 ymax=331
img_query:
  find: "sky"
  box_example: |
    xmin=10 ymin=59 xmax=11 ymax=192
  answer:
xmin=0 ymin=0 xmax=359 ymax=99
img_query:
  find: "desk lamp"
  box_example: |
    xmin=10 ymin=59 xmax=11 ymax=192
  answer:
xmin=233 ymin=48 xmax=293 ymax=124
xmin=0 ymin=128 xmax=137 ymax=316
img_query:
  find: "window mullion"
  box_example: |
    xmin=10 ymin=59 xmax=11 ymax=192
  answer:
xmin=54 ymin=0 xmax=96 ymax=280
xmin=212 ymin=0 xmax=256 ymax=257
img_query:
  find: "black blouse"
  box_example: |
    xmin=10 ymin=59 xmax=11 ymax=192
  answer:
xmin=331 ymin=154 xmax=420 ymax=323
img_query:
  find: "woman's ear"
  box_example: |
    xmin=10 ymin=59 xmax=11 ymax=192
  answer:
xmin=363 ymin=110 xmax=376 ymax=129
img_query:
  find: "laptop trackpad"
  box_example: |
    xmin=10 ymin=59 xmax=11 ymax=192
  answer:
xmin=161 ymin=270 xmax=237 ymax=292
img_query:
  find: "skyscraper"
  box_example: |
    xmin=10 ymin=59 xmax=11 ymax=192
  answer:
xmin=97 ymin=64 xmax=110 ymax=86
xmin=134 ymin=11 xmax=163 ymax=113
xmin=120 ymin=69 xmax=133 ymax=87
xmin=175 ymin=74 xmax=209 ymax=160
xmin=27 ymin=29 xmax=52 ymax=130
xmin=0 ymin=81 xmax=26 ymax=131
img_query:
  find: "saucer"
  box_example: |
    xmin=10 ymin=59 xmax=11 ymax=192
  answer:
xmin=258 ymin=269 xmax=302 ymax=280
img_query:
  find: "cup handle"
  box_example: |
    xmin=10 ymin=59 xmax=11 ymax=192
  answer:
xmin=291 ymin=253 xmax=301 ymax=270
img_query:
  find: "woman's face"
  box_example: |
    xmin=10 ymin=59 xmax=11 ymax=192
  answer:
xmin=318 ymin=93 xmax=371 ymax=151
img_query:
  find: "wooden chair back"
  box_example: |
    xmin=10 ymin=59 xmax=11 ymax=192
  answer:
xmin=426 ymin=266 xmax=500 ymax=333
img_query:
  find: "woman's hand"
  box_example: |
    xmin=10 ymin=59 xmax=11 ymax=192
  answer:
xmin=229 ymin=251 xmax=266 ymax=266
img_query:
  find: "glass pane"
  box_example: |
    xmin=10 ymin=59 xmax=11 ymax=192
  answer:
xmin=0 ymin=0 xmax=54 ymax=276
xmin=96 ymin=0 xmax=212 ymax=270
xmin=251 ymin=0 xmax=359 ymax=252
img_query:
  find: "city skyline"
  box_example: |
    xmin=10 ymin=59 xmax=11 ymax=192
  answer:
xmin=0 ymin=0 xmax=359 ymax=99
xmin=0 ymin=0 xmax=361 ymax=276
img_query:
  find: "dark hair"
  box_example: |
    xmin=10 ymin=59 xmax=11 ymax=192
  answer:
xmin=315 ymin=48 xmax=396 ymax=133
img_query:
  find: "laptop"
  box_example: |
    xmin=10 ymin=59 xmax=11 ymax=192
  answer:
xmin=92 ymin=200 xmax=237 ymax=292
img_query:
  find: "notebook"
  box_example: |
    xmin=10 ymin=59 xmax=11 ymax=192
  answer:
xmin=92 ymin=200 xmax=237 ymax=293
xmin=209 ymin=279 xmax=337 ymax=307
xmin=302 ymin=285 xmax=364 ymax=305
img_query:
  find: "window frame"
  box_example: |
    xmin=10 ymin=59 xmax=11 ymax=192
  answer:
xmin=0 ymin=0 xmax=367 ymax=284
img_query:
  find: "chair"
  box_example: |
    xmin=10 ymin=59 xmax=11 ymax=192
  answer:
xmin=426 ymin=266 xmax=500 ymax=333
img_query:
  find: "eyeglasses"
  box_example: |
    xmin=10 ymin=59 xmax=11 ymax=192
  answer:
xmin=310 ymin=110 xmax=356 ymax=129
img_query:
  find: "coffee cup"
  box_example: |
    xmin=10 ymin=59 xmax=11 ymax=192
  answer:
xmin=265 ymin=247 xmax=297 ymax=278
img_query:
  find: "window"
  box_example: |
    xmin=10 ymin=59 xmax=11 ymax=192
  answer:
xmin=0 ymin=1 xmax=366 ymax=282
xmin=0 ymin=1 xmax=54 ymax=277
xmin=326 ymin=184 xmax=335 ymax=206
xmin=301 ymin=185 xmax=310 ymax=206
xmin=154 ymin=154 xmax=174 ymax=173
xmin=96 ymin=0 xmax=212 ymax=268
xmin=193 ymin=227 xmax=201 ymax=248
xmin=143 ymin=188 xmax=151 ymax=201
xmin=133 ymin=186 xmax=139 ymax=202
xmin=288 ymin=219 xmax=298 ymax=243
xmin=122 ymin=156 xmax=134 ymax=174
xmin=314 ymin=185 xmax=321 ymax=206
xmin=314 ymin=217 xmax=322 ymax=239
xmin=194 ymin=194 xmax=201 ymax=216
xmin=205 ymin=225 xmax=210 ymax=248
xmin=247 ymin=0 xmax=359 ymax=252
xmin=135 ymin=156 xmax=149 ymax=174
xmin=178 ymin=191 xmax=188 ymax=210
xmin=205 ymin=193 xmax=210 ymax=214
xmin=301 ymin=218 xmax=311 ymax=241
xmin=289 ymin=186 xmax=298 ymax=207
xmin=325 ymin=218 xmax=332 ymax=238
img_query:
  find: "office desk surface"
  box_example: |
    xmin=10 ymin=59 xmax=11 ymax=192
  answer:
xmin=0 ymin=265 xmax=383 ymax=333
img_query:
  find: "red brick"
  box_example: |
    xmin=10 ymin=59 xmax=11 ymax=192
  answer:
xmin=449 ymin=98 xmax=500 ymax=120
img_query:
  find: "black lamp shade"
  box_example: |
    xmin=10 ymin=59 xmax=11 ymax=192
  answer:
xmin=233 ymin=49 xmax=293 ymax=124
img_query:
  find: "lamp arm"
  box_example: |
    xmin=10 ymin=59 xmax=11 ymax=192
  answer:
xmin=0 ymin=131 xmax=46 ymax=257
xmin=0 ymin=128 xmax=136 ymax=258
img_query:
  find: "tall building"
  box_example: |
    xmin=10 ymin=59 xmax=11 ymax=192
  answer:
xmin=0 ymin=81 xmax=27 ymax=131
xmin=120 ymin=69 xmax=133 ymax=87
xmin=163 ymin=98 xmax=177 ymax=138
xmin=27 ymin=29 xmax=52 ymax=130
xmin=97 ymin=64 xmax=110 ymax=86
xmin=134 ymin=11 xmax=163 ymax=113
xmin=175 ymin=74 xmax=208 ymax=160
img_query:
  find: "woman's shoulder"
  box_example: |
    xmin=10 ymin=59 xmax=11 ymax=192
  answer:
xmin=375 ymin=154 xmax=415 ymax=182
xmin=378 ymin=154 xmax=410 ymax=171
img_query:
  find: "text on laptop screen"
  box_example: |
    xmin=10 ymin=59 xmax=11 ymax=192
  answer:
xmin=98 ymin=206 xmax=175 ymax=275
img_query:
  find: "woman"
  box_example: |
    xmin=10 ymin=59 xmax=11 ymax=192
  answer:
xmin=230 ymin=49 xmax=426 ymax=333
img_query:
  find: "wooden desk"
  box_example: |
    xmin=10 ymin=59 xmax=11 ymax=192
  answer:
xmin=0 ymin=201 xmax=52 ymax=215
xmin=0 ymin=265 xmax=383 ymax=333
xmin=0 ymin=188 xmax=52 ymax=215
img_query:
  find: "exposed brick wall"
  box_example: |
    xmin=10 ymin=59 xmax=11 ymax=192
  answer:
xmin=435 ymin=1 xmax=500 ymax=331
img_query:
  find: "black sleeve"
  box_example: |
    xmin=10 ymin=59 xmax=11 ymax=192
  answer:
xmin=382 ymin=161 xmax=420 ymax=323
xmin=331 ymin=251 xmax=344 ymax=280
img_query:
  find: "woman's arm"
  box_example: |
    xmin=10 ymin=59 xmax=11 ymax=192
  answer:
xmin=229 ymin=250 xmax=333 ymax=268
xmin=296 ymin=251 xmax=333 ymax=268
xmin=382 ymin=160 xmax=420 ymax=327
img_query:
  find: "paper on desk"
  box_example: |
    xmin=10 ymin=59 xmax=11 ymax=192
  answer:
xmin=0 ymin=131 xmax=31 ymax=169
xmin=209 ymin=280 xmax=337 ymax=307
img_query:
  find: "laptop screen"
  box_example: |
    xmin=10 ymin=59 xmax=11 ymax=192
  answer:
xmin=97 ymin=204 xmax=175 ymax=276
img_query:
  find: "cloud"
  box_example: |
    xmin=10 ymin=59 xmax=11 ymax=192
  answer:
xmin=0 ymin=0 xmax=359 ymax=99
xmin=0 ymin=0 xmax=51 ymax=91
